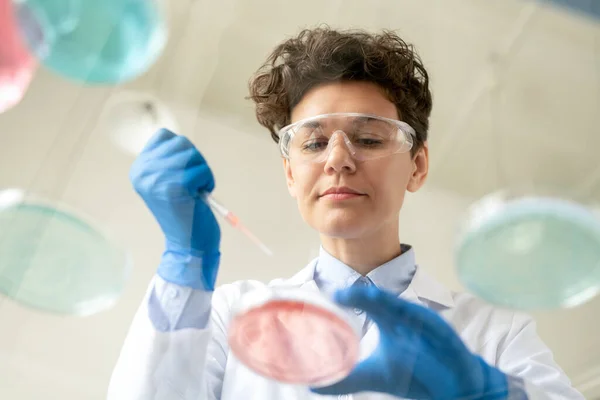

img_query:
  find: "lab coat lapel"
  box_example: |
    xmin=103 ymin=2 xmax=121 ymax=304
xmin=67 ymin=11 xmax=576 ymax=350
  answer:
xmin=274 ymin=258 xmax=320 ymax=292
xmin=299 ymin=279 xmax=320 ymax=292
xmin=363 ymin=265 xmax=454 ymax=340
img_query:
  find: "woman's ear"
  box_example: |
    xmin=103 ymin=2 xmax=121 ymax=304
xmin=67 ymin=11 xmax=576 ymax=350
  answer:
xmin=283 ymin=158 xmax=297 ymax=198
xmin=407 ymin=142 xmax=429 ymax=193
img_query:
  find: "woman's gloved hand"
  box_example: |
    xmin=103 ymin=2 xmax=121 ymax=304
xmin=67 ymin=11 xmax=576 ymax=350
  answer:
xmin=129 ymin=128 xmax=221 ymax=290
xmin=311 ymin=286 xmax=509 ymax=400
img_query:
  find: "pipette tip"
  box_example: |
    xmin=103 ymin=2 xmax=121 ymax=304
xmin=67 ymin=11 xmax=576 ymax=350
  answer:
xmin=203 ymin=193 xmax=273 ymax=256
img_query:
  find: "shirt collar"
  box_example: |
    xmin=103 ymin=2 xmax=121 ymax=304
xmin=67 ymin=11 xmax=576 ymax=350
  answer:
xmin=313 ymin=244 xmax=416 ymax=297
xmin=283 ymin=245 xmax=455 ymax=309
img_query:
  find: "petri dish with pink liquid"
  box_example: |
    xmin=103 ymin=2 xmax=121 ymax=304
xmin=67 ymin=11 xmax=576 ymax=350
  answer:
xmin=228 ymin=287 xmax=361 ymax=387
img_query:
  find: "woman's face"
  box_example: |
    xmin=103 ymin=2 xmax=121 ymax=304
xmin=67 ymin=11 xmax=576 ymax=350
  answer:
xmin=283 ymin=81 xmax=429 ymax=239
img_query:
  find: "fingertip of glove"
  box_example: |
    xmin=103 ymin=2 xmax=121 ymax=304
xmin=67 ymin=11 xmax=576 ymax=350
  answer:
xmin=338 ymin=284 xmax=379 ymax=298
xmin=156 ymin=127 xmax=177 ymax=137
xmin=139 ymin=127 xmax=178 ymax=153
xmin=308 ymin=386 xmax=335 ymax=396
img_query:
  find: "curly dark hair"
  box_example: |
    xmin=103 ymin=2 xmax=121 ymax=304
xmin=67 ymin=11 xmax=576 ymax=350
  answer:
xmin=247 ymin=26 xmax=433 ymax=153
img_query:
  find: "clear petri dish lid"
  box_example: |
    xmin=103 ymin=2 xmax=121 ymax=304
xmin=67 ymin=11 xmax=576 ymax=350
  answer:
xmin=0 ymin=188 xmax=132 ymax=316
xmin=228 ymin=287 xmax=361 ymax=387
xmin=456 ymin=189 xmax=600 ymax=310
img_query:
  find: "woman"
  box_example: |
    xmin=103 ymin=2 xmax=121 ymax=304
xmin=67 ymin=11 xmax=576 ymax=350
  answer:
xmin=108 ymin=28 xmax=583 ymax=399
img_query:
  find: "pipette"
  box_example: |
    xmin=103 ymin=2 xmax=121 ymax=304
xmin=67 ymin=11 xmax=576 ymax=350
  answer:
xmin=202 ymin=193 xmax=273 ymax=256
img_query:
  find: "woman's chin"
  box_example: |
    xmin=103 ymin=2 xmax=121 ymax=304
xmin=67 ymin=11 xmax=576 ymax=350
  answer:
xmin=314 ymin=215 xmax=372 ymax=239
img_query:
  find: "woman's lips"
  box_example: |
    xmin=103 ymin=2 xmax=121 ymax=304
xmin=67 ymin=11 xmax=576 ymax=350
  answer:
xmin=320 ymin=193 xmax=365 ymax=201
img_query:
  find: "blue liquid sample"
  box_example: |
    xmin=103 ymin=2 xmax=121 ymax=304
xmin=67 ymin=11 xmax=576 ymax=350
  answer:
xmin=15 ymin=0 xmax=167 ymax=84
xmin=0 ymin=202 xmax=131 ymax=316
xmin=457 ymin=198 xmax=600 ymax=310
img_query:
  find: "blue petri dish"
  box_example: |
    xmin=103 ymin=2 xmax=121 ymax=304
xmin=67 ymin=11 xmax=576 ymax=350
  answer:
xmin=456 ymin=195 xmax=600 ymax=310
xmin=0 ymin=191 xmax=131 ymax=316
xmin=14 ymin=0 xmax=167 ymax=84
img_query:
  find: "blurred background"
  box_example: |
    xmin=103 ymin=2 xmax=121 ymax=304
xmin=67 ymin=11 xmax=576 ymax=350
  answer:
xmin=1 ymin=0 xmax=599 ymax=398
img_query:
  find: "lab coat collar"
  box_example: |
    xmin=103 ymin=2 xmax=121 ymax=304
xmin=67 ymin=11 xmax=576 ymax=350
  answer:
xmin=282 ymin=256 xmax=455 ymax=309
xmin=410 ymin=265 xmax=455 ymax=309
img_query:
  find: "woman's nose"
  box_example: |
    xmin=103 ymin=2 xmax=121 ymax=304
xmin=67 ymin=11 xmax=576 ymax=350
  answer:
xmin=323 ymin=131 xmax=357 ymax=174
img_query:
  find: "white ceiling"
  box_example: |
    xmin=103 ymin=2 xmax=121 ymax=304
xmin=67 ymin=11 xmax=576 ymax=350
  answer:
xmin=1 ymin=0 xmax=599 ymax=398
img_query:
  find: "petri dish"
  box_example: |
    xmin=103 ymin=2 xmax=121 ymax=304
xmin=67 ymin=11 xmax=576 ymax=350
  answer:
xmin=14 ymin=0 xmax=167 ymax=84
xmin=0 ymin=189 xmax=132 ymax=316
xmin=456 ymin=190 xmax=600 ymax=310
xmin=228 ymin=287 xmax=361 ymax=387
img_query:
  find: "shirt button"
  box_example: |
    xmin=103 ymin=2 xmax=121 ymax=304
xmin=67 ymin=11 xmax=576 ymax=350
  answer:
xmin=156 ymin=321 xmax=169 ymax=331
xmin=166 ymin=288 xmax=183 ymax=307
xmin=353 ymin=307 xmax=363 ymax=315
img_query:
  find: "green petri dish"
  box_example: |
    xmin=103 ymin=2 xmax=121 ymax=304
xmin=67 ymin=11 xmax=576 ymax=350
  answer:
xmin=456 ymin=195 xmax=600 ymax=310
xmin=14 ymin=0 xmax=167 ymax=84
xmin=0 ymin=191 xmax=131 ymax=316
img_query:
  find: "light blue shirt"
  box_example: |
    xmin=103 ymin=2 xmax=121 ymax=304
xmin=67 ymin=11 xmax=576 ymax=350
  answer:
xmin=314 ymin=244 xmax=416 ymax=336
xmin=148 ymin=244 xmax=416 ymax=332
xmin=314 ymin=244 xmax=415 ymax=296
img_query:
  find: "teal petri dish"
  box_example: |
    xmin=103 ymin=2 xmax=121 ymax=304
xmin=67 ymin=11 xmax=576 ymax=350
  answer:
xmin=0 ymin=189 xmax=132 ymax=316
xmin=456 ymin=193 xmax=600 ymax=310
xmin=13 ymin=0 xmax=167 ymax=84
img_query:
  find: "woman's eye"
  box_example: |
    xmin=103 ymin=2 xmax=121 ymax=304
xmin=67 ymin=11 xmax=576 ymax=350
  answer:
xmin=357 ymin=138 xmax=384 ymax=147
xmin=302 ymin=140 xmax=328 ymax=151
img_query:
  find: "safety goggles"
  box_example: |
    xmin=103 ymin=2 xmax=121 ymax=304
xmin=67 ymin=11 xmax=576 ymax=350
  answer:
xmin=278 ymin=113 xmax=416 ymax=164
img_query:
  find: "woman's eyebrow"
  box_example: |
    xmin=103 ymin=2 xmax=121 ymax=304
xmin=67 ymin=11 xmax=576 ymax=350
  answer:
xmin=353 ymin=116 xmax=380 ymax=124
xmin=302 ymin=121 xmax=322 ymax=129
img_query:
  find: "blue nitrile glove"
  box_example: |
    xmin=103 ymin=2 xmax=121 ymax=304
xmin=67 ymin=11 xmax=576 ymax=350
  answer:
xmin=129 ymin=128 xmax=221 ymax=291
xmin=311 ymin=286 xmax=509 ymax=400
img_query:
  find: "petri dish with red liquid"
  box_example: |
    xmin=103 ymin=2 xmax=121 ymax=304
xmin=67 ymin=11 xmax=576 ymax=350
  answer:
xmin=228 ymin=287 xmax=361 ymax=387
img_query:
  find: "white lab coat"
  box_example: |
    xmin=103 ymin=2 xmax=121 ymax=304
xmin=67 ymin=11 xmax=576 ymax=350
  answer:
xmin=107 ymin=260 xmax=584 ymax=400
